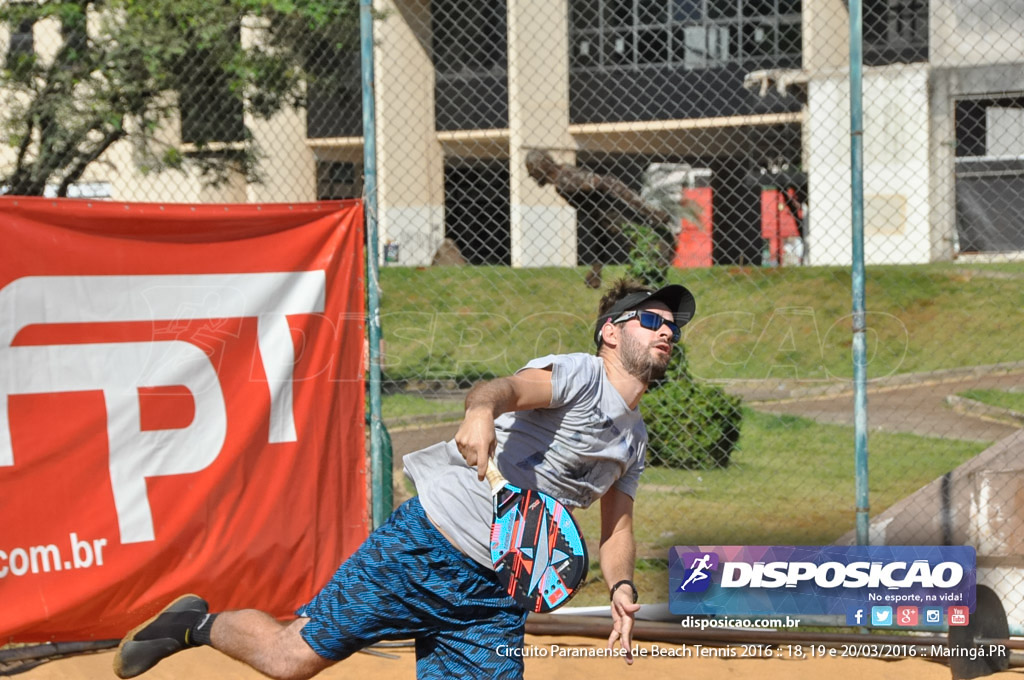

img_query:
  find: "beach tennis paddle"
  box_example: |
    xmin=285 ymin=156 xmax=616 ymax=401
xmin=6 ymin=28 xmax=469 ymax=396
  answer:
xmin=486 ymin=464 xmax=588 ymax=613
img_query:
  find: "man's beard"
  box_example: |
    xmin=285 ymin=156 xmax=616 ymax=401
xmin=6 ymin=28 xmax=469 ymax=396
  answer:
xmin=619 ymin=329 xmax=670 ymax=382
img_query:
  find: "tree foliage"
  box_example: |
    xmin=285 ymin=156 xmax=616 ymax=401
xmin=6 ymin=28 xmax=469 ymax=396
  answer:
xmin=623 ymin=221 xmax=673 ymax=287
xmin=641 ymin=346 xmax=743 ymax=469
xmin=0 ymin=0 xmax=359 ymax=196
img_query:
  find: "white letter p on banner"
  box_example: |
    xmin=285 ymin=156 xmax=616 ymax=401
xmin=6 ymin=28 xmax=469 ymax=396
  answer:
xmin=2 ymin=342 xmax=226 ymax=543
xmin=0 ymin=272 xmax=325 ymax=544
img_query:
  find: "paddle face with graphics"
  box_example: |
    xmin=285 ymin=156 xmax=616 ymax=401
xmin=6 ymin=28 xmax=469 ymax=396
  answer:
xmin=486 ymin=465 xmax=588 ymax=613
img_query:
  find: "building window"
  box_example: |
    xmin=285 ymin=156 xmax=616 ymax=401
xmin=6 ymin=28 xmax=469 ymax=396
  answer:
xmin=955 ymin=97 xmax=1024 ymax=159
xmin=431 ymin=0 xmax=509 ymax=130
xmin=178 ymin=25 xmax=245 ymax=145
xmin=316 ymin=161 xmax=363 ymax=200
xmin=863 ymin=0 xmax=927 ymax=65
xmin=432 ymin=0 xmax=507 ymax=78
xmin=954 ymin=96 xmax=1024 ymax=253
xmin=306 ymin=46 xmax=362 ymax=139
xmin=444 ymin=160 xmax=510 ymax=265
xmin=303 ymin=10 xmax=362 ymax=140
xmin=61 ymin=6 xmax=88 ymax=58
xmin=5 ymin=16 xmax=34 ymax=68
xmin=570 ymin=0 xmax=802 ymax=72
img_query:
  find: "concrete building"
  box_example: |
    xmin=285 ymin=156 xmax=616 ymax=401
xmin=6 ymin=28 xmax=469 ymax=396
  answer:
xmin=4 ymin=1 xmax=1024 ymax=266
xmin=803 ymin=0 xmax=1024 ymax=265
xmin=0 ymin=10 xmax=316 ymax=205
xmin=319 ymin=0 xmax=806 ymax=266
xmin=304 ymin=0 xmax=1024 ymax=267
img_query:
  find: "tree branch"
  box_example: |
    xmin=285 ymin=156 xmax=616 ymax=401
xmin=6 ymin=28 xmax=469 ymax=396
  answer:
xmin=57 ymin=122 xmax=125 ymax=197
xmin=12 ymin=115 xmax=35 ymax=171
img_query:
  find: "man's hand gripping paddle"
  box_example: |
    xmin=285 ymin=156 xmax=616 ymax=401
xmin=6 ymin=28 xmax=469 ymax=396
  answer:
xmin=486 ymin=464 xmax=588 ymax=613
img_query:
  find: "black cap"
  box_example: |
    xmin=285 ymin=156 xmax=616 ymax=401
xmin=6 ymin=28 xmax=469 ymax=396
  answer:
xmin=594 ymin=283 xmax=696 ymax=346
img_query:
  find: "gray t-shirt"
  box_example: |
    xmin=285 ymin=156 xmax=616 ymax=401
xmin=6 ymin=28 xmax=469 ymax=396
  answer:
xmin=403 ymin=353 xmax=647 ymax=568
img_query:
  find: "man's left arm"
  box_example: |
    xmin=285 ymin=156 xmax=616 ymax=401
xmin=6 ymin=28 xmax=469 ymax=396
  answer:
xmin=600 ymin=486 xmax=642 ymax=664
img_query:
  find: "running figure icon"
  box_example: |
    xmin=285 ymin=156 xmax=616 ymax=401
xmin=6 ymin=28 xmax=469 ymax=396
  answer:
xmin=681 ymin=554 xmax=714 ymax=591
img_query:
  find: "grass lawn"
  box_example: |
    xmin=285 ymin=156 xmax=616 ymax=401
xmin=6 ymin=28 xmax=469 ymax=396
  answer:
xmin=957 ymin=388 xmax=1024 ymax=413
xmin=565 ymin=409 xmax=987 ymax=607
xmin=379 ymin=262 xmax=1024 ymax=386
xmin=382 ymin=393 xmax=463 ymax=421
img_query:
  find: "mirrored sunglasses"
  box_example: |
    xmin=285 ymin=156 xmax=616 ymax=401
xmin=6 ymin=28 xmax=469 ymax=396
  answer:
xmin=612 ymin=309 xmax=681 ymax=343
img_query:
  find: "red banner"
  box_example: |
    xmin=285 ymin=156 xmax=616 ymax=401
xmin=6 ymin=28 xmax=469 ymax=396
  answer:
xmin=0 ymin=197 xmax=367 ymax=641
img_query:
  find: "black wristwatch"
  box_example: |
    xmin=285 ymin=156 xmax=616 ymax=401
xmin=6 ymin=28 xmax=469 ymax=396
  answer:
xmin=610 ymin=579 xmax=638 ymax=603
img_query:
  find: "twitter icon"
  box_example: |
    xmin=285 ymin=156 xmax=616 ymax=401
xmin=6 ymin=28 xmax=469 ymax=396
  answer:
xmin=871 ymin=606 xmax=893 ymax=627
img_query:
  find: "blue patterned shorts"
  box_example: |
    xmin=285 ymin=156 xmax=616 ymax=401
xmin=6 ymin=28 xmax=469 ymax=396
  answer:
xmin=296 ymin=497 xmax=528 ymax=678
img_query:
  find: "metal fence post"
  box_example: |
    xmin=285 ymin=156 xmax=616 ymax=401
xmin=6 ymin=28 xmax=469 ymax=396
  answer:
xmin=849 ymin=0 xmax=870 ymax=546
xmin=361 ymin=0 xmax=390 ymax=528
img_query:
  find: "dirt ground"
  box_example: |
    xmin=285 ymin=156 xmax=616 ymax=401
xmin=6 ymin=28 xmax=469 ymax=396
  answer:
xmin=13 ymin=635 xmax=1024 ymax=680
xmin=752 ymin=371 xmax=1023 ymax=442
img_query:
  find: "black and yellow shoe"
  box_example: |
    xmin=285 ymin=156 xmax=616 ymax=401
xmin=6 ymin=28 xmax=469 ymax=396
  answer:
xmin=113 ymin=594 xmax=209 ymax=678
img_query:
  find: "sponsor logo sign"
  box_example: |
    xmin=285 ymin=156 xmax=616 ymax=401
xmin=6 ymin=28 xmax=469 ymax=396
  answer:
xmin=0 ymin=198 xmax=367 ymax=640
xmin=669 ymin=545 xmax=976 ymax=616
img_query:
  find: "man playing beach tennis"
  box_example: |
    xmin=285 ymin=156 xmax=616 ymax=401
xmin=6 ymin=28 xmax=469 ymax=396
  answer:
xmin=113 ymin=278 xmax=695 ymax=680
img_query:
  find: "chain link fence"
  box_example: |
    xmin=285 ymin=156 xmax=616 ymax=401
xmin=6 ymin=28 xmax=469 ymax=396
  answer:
xmin=3 ymin=0 xmax=1023 ymax=636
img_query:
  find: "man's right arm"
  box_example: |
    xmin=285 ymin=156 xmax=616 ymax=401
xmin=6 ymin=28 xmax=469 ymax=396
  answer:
xmin=454 ymin=368 xmax=553 ymax=479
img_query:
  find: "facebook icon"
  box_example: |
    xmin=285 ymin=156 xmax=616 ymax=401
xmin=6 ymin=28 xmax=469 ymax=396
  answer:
xmin=846 ymin=607 xmax=866 ymax=626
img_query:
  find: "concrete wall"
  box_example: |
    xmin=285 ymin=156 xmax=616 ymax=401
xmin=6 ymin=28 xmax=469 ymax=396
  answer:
xmin=932 ymin=0 xmax=1024 ymax=68
xmin=929 ymin=63 xmax=1024 ymax=260
xmin=838 ymin=430 xmax=1024 ymax=632
xmin=806 ymin=64 xmax=932 ymax=265
xmin=242 ymin=19 xmax=316 ymax=204
xmin=803 ymin=0 xmax=849 ymax=71
xmin=507 ymin=0 xmax=576 ymax=267
xmin=374 ymin=0 xmax=447 ymax=266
